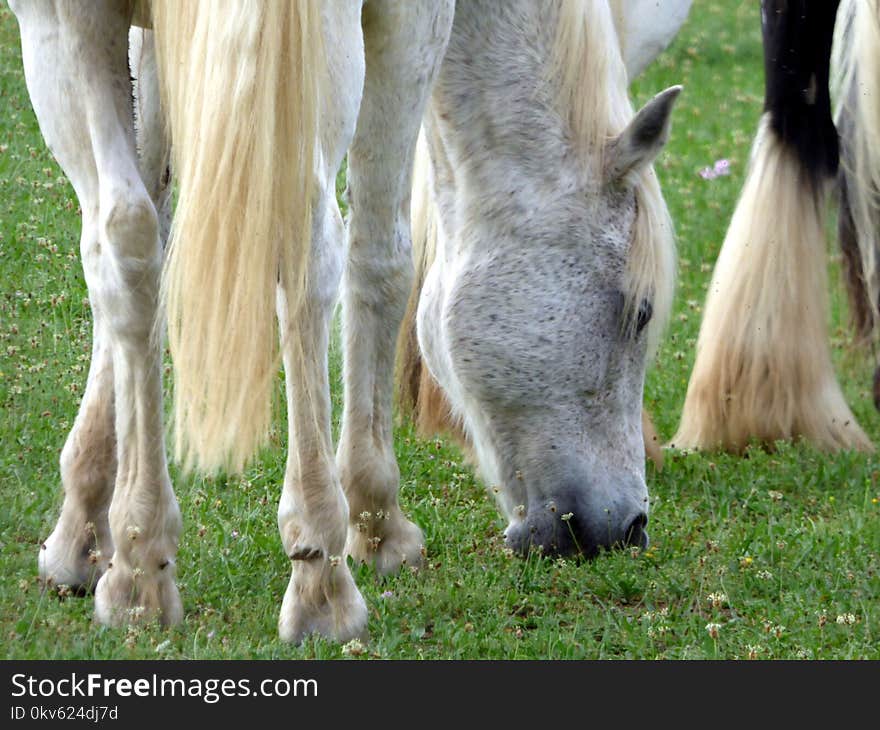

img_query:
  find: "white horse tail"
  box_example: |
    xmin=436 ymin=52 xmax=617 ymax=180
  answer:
xmin=151 ymin=2 xmax=325 ymax=473
xmin=395 ymin=132 xmax=470 ymax=450
xmin=833 ymin=0 xmax=880 ymax=341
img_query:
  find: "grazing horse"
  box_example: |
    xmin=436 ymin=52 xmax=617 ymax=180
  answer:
xmin=11 ymin=0 xmax=681 ymax=643
xmin=672 ymin=0 xmax=875 ymax=454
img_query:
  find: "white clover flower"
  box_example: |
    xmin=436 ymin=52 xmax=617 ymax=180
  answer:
xmin=342 ymin=639 xmax=366 ymax=656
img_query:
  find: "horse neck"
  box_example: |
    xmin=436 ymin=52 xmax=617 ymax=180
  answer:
xmin=426 ymin=0 xmax=591 ymax=252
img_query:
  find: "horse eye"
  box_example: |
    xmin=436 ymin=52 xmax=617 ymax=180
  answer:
xmin=636 ymin=299 xmax=653 ymax=334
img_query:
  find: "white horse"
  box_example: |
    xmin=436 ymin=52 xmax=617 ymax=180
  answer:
xmin=12 ymin=0 xmax=684 ymax=643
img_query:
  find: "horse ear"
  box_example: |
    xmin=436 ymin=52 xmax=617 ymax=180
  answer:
xmin=606 ymin=85 xmax=682 ymax=184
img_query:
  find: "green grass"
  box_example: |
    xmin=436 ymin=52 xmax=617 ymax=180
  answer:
xmin=1 ymin=1 xmax=878 ymax=660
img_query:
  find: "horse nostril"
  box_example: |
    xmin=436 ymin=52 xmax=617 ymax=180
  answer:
xmin=624 ymin=512 xmax=649 ymax=549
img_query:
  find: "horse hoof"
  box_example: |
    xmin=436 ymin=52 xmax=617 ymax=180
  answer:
xmin=38 ymin=522 xmax=109 ymax=595
xmin=278 ymin=562 xmax=368 ymax=644
xmin=346 ymin=513 xmax=424 ymax=576
xmin=93 ymin=561 xmax=182 ymax=627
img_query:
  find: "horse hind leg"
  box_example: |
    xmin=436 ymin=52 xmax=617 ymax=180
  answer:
xmin=274 ymin=3 xmax=368 ymax=644
xmin=337 ymin=0 xmax=454 ymax=575
xmin=13 ymin=1 xmax=182 ymax=624
xmin=129 ymin=26 xmax=172 ymax=246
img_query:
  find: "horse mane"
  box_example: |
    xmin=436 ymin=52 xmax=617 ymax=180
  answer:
xmin=551 ymin=0 xmax=675 ymax=351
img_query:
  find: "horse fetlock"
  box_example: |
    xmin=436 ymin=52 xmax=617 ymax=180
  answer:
xmin=346 ymin=506 xmax=425 ymax=575
xmin=278 ymin=483 xmax=348 ymax=563
xmin=278 ymin=556 xmax=368 ymax=644
xmin=93 ymin=550 xmax=182 ymax=627
xmin=337 ymin=437 xmax=423 ymax=573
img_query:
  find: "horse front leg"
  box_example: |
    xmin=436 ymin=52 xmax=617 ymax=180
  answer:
xmin=337 ymin=0 xmax=454 ymax=575
xmin=12 ymin=0 xmax=182 ymax=625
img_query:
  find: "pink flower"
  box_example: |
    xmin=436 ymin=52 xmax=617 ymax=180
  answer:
xmin=699 ymin=158 xmax=731 ymax=180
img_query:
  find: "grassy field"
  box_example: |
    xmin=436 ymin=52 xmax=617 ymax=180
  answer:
xmin=1 ymin=2 xmax=878 ymax=660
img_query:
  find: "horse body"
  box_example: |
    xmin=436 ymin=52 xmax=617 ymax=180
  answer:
xmin=11 ymin=0 xmax=681 ymax=642
xmin=612 ymin=0 xmax=692 ymax=78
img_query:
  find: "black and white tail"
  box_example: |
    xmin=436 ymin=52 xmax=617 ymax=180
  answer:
xmin=672 ymin=0 xmax=872 ymax=453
